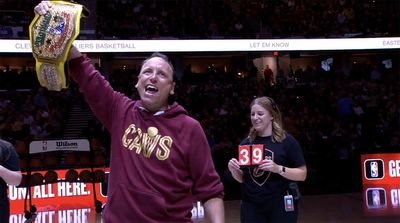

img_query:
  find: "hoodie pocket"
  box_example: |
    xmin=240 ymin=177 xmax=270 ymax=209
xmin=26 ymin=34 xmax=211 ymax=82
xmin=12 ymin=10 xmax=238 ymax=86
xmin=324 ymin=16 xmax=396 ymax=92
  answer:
xmin=105 ymin=183 xmax=170 ymax=222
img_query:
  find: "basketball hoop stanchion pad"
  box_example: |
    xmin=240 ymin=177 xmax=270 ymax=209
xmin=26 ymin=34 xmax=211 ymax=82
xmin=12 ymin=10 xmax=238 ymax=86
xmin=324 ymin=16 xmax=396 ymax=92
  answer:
xmin=29 ymin=1 xmax=86 ymax=91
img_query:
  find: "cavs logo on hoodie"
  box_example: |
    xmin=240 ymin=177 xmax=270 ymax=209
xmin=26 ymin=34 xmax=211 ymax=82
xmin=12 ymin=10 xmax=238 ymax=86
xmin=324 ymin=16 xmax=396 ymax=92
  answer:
xmin=121 ymin=124 xmax=172 ymax=160
xmin=249 ymin=148 xmax=274 ymax=186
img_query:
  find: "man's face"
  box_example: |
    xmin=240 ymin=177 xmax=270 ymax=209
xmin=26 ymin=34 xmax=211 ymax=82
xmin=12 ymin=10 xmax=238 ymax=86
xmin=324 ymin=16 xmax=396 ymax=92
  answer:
xmin=136 ymin=57 xmax=175 ymax=112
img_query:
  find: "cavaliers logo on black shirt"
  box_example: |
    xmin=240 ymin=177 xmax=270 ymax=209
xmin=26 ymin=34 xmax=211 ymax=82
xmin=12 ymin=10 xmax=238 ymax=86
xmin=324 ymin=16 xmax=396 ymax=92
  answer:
xmin=249 ymin=149 xmax=273 ymax=186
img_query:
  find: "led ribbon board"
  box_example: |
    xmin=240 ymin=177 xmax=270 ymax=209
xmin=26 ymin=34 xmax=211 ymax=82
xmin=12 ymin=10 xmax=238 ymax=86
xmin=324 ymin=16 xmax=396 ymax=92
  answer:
xmin=1 ymin=37 xmax=400 ymax=53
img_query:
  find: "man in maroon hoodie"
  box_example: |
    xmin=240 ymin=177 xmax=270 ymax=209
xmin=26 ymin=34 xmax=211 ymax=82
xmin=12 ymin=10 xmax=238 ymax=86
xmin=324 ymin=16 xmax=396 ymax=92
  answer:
xmin=34 ymin=2 xmax=225 ymax=223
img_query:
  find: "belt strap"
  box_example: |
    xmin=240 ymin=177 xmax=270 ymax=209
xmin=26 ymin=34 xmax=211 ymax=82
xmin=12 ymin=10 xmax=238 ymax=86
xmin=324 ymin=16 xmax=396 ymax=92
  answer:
xmin=29 ymin=1 xmax=88 ymax=91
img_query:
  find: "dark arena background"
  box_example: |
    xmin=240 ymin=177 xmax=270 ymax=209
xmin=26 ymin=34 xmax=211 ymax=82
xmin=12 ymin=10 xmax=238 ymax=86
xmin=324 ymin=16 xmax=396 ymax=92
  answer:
xmin=1 ymin=0 xmax=399 ymax=222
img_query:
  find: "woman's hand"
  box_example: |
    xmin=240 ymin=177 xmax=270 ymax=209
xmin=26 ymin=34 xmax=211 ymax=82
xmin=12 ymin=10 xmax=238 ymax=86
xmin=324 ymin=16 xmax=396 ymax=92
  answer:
xmin=228 ymin=158 xmax=243 ymax=183
xmin=258 ymin=158 xmax=280 ymax=173
xmin=228 ymin=158 xmax=242 ymax=174
xmin=34 ymin=1 xmax=53 ymax=15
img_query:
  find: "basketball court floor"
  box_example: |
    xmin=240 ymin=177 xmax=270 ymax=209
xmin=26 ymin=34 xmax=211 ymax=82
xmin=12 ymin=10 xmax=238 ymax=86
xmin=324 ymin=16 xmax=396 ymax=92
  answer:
xmin=195 ymin=193 xmax=400 ymax=223
xmin=14 ymin=192 xmax=399 ymax=223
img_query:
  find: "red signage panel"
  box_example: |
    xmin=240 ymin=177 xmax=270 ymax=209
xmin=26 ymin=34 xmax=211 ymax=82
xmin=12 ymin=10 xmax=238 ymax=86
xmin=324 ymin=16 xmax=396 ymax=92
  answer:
xmin=361 ymin=153 xmax=400 ymax=185
xmin=9 ymin=168 xmax=108 ymax=214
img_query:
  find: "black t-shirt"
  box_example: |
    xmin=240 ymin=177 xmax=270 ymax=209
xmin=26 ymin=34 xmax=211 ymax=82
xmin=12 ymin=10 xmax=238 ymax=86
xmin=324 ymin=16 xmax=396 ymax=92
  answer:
xmin=240 ymin=134 xmax=306 ymax=204
xmin=0 ymin=139 xmax=21 ymax=206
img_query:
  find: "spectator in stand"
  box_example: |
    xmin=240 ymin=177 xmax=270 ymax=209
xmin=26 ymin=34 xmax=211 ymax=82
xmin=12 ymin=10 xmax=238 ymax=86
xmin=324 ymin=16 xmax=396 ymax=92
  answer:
xmin=263 ymin=65 xmax=274 ymax=87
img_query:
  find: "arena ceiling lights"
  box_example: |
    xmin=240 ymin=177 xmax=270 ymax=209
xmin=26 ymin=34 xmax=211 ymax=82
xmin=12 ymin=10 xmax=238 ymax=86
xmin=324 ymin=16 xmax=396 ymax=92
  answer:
xmin=0 ymin=37 xmax=399 ymax=53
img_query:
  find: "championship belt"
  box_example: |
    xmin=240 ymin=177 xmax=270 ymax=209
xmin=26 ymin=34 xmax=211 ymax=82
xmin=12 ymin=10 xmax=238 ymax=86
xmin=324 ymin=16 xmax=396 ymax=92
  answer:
xmin=29 ymin=1 xmax=89 ymax=91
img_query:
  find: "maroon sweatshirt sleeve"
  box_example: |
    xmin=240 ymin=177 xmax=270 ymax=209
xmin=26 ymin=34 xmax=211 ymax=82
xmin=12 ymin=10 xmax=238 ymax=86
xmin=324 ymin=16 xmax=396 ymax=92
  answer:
xmin=186 ymin=118 xmax=224 ymax=202
xmin=68 ymin=56 xmax=124 ymax=130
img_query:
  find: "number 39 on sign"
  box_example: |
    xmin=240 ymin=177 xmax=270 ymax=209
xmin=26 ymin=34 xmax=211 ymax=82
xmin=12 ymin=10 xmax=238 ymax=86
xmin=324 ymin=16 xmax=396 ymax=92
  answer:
xmin=238 ymin=144 xmax=264 ymax=166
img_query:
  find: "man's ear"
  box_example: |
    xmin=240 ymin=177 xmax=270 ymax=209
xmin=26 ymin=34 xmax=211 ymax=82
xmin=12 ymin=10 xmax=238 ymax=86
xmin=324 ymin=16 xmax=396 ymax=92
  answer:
xmin=170 ymin=82 xmax=176 ymax=95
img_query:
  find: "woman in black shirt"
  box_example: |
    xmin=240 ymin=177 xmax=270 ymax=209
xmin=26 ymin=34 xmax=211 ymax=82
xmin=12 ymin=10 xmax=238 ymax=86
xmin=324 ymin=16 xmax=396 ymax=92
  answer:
xmin=228 ymin=96 xmax=307 ymax=223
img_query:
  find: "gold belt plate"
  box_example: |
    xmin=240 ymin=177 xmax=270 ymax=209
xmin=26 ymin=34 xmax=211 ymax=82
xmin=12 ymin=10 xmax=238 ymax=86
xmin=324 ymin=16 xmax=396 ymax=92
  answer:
xmin=29 ymin=1 xmax=84 ymax=91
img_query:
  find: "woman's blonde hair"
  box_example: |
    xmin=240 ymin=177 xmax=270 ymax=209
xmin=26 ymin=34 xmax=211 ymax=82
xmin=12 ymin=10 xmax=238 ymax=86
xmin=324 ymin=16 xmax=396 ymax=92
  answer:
xmin=248 ymin=96 xmax=286 ymax=143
